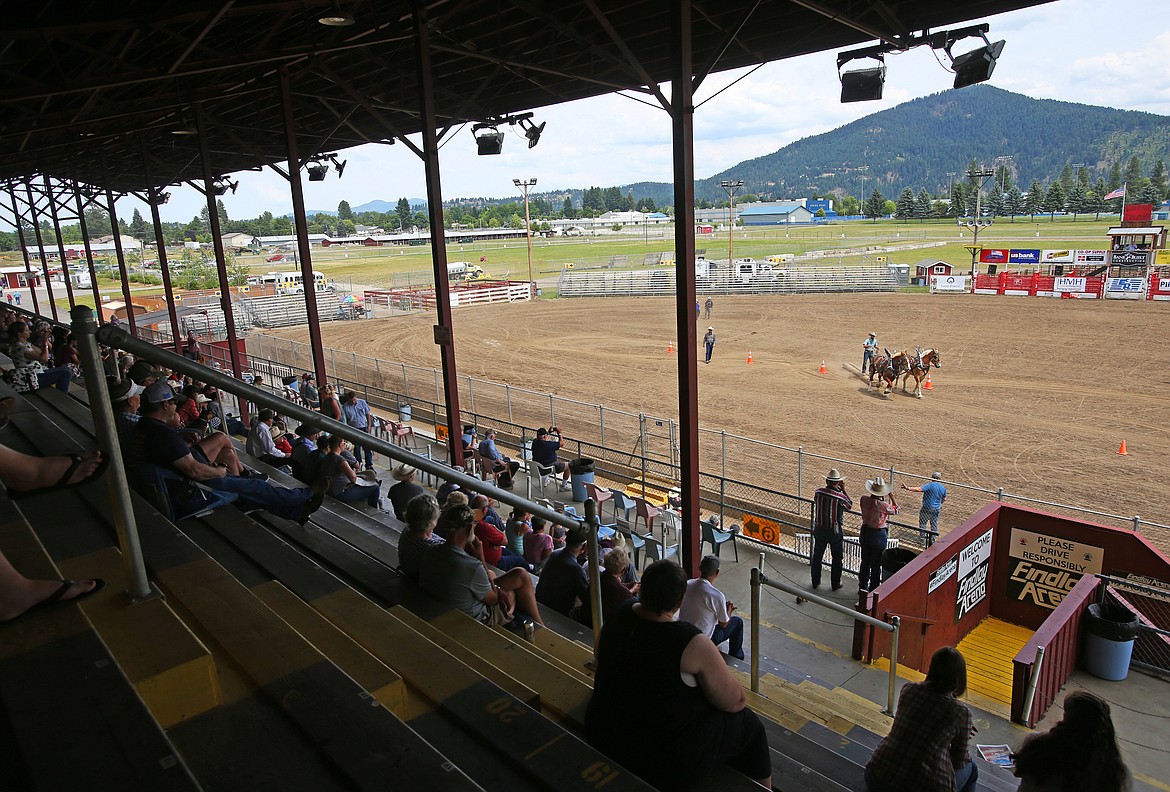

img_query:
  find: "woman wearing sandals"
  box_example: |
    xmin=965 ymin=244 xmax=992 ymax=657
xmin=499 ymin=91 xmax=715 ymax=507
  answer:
xmin=6 ymin=320 xmax=73 ymax=394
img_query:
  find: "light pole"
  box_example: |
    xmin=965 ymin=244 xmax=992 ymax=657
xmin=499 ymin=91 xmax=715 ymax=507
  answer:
xmin=513 ymin=178 xmax=537 ymax=295
xmin=962 ymin=165 xmax=995 ymax=278
xmin=720 ymin=179 xmax=744 ymax=263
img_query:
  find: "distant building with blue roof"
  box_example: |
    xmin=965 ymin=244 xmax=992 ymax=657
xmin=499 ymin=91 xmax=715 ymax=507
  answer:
xmin=738 ymin=203 xmax=815 ymax=226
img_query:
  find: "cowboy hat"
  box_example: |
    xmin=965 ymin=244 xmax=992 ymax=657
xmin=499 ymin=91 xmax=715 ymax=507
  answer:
xmin=825 ymin=468 xmax=844 ymax=482
xmin=868 ymin=332 xmax=876 ymax=338
xmin=391 ymin=464 xmax=416 ymax=481
xmin=866 ymin=477 xmax=893 ymax=497
xmin=269 ymin=425 xmax=285 ymax=440
xmin=194 ymin=393 xmax=211 ymax=404
xmin=707 ymin=326 xmax=714 ymax=330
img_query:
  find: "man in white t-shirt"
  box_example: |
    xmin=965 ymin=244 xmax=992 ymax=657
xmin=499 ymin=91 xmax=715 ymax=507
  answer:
xmin=678 ymin=555 xmax=745 ymax=660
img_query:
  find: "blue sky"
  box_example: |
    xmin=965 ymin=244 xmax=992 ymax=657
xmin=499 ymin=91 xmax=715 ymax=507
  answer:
xmin=147 ymin=0 xmax=1170 ymax=224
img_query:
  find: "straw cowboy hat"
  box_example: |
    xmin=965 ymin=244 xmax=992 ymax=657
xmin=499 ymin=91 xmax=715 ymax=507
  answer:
xmin=825 ymin=468 xmax=844 ymax=482
xmin=866 ymin=477 xmax=893 ymax=497
xmin=269 ymin=425 xmax=285 ymax=440
xmin=391 ymin=464 xmax=416 ymax=481
xmin=868 ymin=332 xmax=876 ymax=338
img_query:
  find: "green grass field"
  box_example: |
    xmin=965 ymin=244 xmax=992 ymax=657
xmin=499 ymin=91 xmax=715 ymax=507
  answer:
xmin=13 ymin=214 xmax=1123 ymax=300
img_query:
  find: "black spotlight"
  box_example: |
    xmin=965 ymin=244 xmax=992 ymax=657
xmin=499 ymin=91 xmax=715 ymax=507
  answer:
xmin=838 ymin=52 xmax=886 ymax=103
xmin=520 ymin=117 xmax=545 ymax=149
xmin=473 ymin=123 xmax=504 ymax=156
xmin=307 ymin=163 xmax=329 ymax=181
xmin=950 ymin=37 xmax=1005 ymax=88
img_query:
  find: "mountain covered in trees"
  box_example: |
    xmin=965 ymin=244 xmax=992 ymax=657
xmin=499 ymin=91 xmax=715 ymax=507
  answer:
xmin=623 ymin=85 xmax=1170 ymax=209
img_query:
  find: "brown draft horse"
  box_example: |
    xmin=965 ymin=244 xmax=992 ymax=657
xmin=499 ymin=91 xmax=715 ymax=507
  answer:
xmin=901 ymin=348 xmax=942 ymax=398
xmin=867 ymin=349 xmax=909 ymax=396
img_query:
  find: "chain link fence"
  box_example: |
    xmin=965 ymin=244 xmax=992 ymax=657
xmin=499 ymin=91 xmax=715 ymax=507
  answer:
xmin=1100 ymin=575 xmax=1170 ymax=678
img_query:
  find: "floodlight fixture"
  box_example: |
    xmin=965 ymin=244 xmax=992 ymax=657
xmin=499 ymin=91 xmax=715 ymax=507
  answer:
xmin=518 ymin=116 xmax=546 ymax=149
xmin=306 ymin=163 xmax=329 ymax=181
xmin=837 ymin=50 xmax=886 ymax=103
xmin=304 ymin=153 xmax=346 ymax=181
xmin=211 ymin=177 xmax=239 ymax=196
xmin=147 ymin=187 xmax=170 ymax=206
xmin=942 ymin=26 xmax=1004 ymax=89
xmin=472 ymin=122 xmax=504 ymax=155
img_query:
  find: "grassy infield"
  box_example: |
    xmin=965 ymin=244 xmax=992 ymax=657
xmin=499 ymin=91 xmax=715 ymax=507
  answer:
xmin=25 ymin=215 xmax=1122 ymax=309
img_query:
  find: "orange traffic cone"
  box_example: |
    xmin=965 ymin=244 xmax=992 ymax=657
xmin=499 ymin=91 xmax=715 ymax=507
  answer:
xmin=667 ymin=340 xmax=674 ymax=353
xmin=818 ymin=359 xmax=827 ymax=374
xmin=746 ymin=350 xmax=754 ymax=364
xmin=1117 ymin=440 xmax=1129 ymax=456
xmin=923 ymin=373 xmax=933 ymax=390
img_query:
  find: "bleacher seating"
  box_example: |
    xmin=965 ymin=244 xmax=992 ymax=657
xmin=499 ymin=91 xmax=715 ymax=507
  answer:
xmin=241 ymin=292 xmax=348 ymax=328
xmin=558 ymin=265 xmax=899 ymax=297
xmin=2 ymin=374 xmax=1022 ymax=792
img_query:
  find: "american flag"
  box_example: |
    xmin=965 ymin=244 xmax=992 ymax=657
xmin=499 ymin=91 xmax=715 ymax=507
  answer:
xmin=1104 ymin=186 xmax=1126 ymax=201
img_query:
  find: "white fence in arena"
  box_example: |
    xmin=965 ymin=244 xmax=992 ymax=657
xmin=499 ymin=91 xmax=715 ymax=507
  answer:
xmin=364 ymin=280 xmax=532 ymax=309
xmin=559 ymin=265 xmax=900 ymax=297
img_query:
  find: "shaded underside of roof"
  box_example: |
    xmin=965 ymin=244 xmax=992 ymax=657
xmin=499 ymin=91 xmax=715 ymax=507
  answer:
xmin=0 ymin=0 xmax=1054 ymax=194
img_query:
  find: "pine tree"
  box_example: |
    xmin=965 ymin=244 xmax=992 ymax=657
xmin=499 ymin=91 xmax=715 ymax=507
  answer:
xmin=1043 ymin=182 xmax=1066 ymax=220
xmin=1149 ymin=161 xmax=1168 ymax=202
xmin=1124 ymin=156 xmax=1142 ymax=189
xmin=1025 ymin=179 xmax=1044 ymax=219
xmin=948 ymin=183 xmax=966 ymax=218
xmin=337 ymin=200 xmax=353 ymax=220
xmin=1006 ymin=186 xmax=1025 ymax=220
xmin=864 ymin=189 xmax=886 ymax=221
xmin=562 ymin=196 xmax=576 ymax=219
xmin=395 ymin=197 xmax=411 ymax=230
xmin=895 ymin=187 xmax=915 ymax=220
xmin=915 ymin=189 xmax=933 ymax=220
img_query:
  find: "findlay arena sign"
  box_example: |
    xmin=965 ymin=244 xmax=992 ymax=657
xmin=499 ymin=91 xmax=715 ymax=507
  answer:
xmin=955 ymin=529 xmax=993 ymax=621
xmin=1007 ymin=528 xmax=1103 ymax=610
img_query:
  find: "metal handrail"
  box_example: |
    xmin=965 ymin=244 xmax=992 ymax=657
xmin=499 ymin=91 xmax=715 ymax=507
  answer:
xmin=750 ymin=558 xmax=901 ymax=716
xmin=1020 ymin=644 xmax=1046 ymax=726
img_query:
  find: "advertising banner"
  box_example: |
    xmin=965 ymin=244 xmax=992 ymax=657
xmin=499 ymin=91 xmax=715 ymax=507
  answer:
xmin=980 ymin=249 xmax=1009 ymax=264
xmin=1075 ymin=249 xmax=1108 ymax=263
xmin=931 ymin=275 xmax=969 ymax=293
xmin=928 ymin=556 xmax=958 ymax=595
xmin=955 ymin=529 xmax=993 ymax=621
xmin=1106 ymin=277 xmax=1144 ymax=292
xmin=1009 ymin=249 xmax=1041 ymax=265
xmin=1041 ymin=250 xmax=1073 ymax=263
xmin=1110 ymin=250 xmax=1149 ymax=266
xmin=1054 ymin=277 xmax=1086 ymax=293
xmin=1155 ymin=250 xmax=1170 ymax=266
xmin=1006 ymin=528 xmax=1103 ymax=610
xmin=1160 ymin=278 xmax=1170 ymax=292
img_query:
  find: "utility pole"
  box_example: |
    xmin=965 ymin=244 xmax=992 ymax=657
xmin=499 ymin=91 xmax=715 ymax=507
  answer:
xmin=965 ymin=165 xmax=995 ymax=279
xmin=513 ymin=178 xmax=537 ymax=297
xmin=720 ymin=179 xmax=743 ymax=263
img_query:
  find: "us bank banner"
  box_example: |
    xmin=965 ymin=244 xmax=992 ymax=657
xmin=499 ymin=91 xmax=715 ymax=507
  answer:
xmin=955 ymin=529 xmax=993 ymax=621
xmin=1006 ymin=528 xmax=1103 ymax=610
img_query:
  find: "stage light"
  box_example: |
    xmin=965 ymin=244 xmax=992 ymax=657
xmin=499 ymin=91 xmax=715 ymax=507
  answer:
xmin=147 ymin=188 xmax=170 ymax=205
xmin=473 ymin=123 xmax=504 ymax=155
xmin=837 ymin=51 xmax=886 ymax=103
xmin=948 ymin=34 xmax=1005 ymax=88
xmin=318 ymin=3 xmax=355 ymax=26
xmin=211 ymin=177 xmax=238 ymax=196
xmin=519 ymin=117 xmax=545 ymax=149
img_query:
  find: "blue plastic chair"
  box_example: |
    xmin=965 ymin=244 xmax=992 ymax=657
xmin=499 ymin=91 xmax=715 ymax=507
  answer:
xmin=610 ymin=489 xmax=636 ymax=526
xmin=702 ymin=519 xmax=739 ymax=561
xmin=624 ymin=529 xmax=646 ymax=570
xmin=129 ymin=464 xmax=238 ymax=522
xmin=644 ymin=534 xmax=679 ymax=566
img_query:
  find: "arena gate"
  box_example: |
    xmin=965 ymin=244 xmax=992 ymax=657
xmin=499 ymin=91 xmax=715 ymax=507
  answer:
xmin=364 ymin=280 xmax=532 ymax=309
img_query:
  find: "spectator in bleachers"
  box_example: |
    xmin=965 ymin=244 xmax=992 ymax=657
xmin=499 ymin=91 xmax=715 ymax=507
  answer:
xmin=340 ymin=390 xmax=374 ymax=471
xmin=109 ymin=377 xmax=144 ymax=451
xmin=289 ymin=423 xmax=322 ymax=482
xmin=586 ymin=560 xmax=772 ymax=789
xmin=599 ymin=547 xmax=639 ymax=622
xmin=134 ymin=382 xmax=326 ymax=525
xmin=460 ymin=425 xmax=477 ymax=454
xmin=319 ymin=434 xmax=381 ymax=509
xmin=478 ymin=428 xmax=519 ymax=488
xmin=0 ymin=441 xmax=106 ymax=500
xmin=1011 ymin=690 xmax=1129 ymax=792
xmin=127 ymin=360 xmax=163 ymax=387
xmin=318 ymin=383 xmax=342 ymax=422
xmin=434 ymin=492 xmax=470 ymax=541
xmin=535 ymin=527 xmax=589 ymax=618
xmin=471 ymin=494 xmax=507 ymax=567
xmin=531 ymin=427 xmax=570 ymax=490
xmin=436 ymin=471 xmax=462 ymax=505
xmin=523 ymin=516 xmax=554 ymax=570
xmin=865 ymin=646 xmax=976 ymax=792
xmin=6 ymin=320 xmax=72 ymax=394
xmin=397 ymin=494 xmax=443 ymax=579
xmin=419 ymin=502 xmax=544 ymax=627
xmin=679 ymin=555 xmax=745 ymax=661
xmin=299 ymin=373 xmax=319 ymax=408
xmin=246 ymin=409 xmax=290 ymax=468
xmin=388 ymin=464 xmax=425 ymax=521
xmin=176 ymin=385 xmax=201 ymax=426
xmin=182 ymin=331 xmax=200 ymax=361
xmin=0 ymin=545 xmax=104 ymax=624
xmin=505 ymin=507 xmax=532 ymax=557
xmin=200 ymin=385 xmax=224 ymax=433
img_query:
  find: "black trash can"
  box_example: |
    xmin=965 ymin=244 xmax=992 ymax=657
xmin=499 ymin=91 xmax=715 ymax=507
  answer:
xmin=569 ymin=458 xmax=595 ymax=502
xmin=881 ymin=547 xmax=919 ymax=582
xmin=1083 ymin=602 xmax=1140 ymax=681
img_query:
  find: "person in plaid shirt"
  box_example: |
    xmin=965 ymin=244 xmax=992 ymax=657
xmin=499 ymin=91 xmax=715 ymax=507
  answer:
xmin=810 ymin=468 xmax=852 ymax=591
xmin=865 ymin=647 xmax=977 ymax=792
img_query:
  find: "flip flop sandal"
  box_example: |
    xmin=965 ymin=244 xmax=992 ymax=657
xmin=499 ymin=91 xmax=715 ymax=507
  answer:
xmin=0 ymin=579 xmax=107 ymax=625
xmin=8 ymin=452 xmax=110 ymax=500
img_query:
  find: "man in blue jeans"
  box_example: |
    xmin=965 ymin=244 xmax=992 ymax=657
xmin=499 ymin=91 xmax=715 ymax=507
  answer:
xmin=133 ymin=382 xmax=326 ymax=524
xmin=903 ymin=472 xmax=947 ymax=543
xmin=340 ymin=390 xmax=374 ymax=470
xmin=679 ymin=555 xmax=745 ymax=660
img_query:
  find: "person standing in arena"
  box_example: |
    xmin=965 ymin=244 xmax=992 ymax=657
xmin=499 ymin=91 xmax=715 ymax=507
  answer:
xmin=703 ymin=326 xmax=717 ymax=364
xmin=903 ymin=472 xmax=947 ymax=543
xmin=862 ymin=332 xmax=878 ymax=374
xmin=704 ymin=297 xmax=714 ymax=319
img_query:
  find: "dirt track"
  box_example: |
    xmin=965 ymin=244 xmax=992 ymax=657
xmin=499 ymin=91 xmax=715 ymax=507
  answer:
xmin=268 ymin=292 xmax=1170 ymax=530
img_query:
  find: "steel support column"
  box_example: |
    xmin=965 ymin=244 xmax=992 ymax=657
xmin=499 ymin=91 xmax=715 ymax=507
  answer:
xmin=43 ymin=175 xmax=77 ymax=310
xmin=279 ymin=66 xmax=328 ymax=386
xmin=671 ymin=0 xmax=701 ymax=578
xmin=101 ymin=155 xmax=137 ymax=336
xmin=194 ymin=103 xmax=247 ymax=421
xmin=5 ymin=186 xmax=42 ymax=316
xmin=413 ymin=4 xmax=464 ymax=465
xmin=72 ymin=180 xmax=104 ymax=314
xmin=24 ymin=180 xmax=59 ymax=322
xmin=141 ymin=143 xmax=183 ymax=353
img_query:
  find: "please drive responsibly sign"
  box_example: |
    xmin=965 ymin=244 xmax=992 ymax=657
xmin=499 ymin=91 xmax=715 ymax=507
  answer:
xmin=1006 ymin=527 xmax=1103 ymax=610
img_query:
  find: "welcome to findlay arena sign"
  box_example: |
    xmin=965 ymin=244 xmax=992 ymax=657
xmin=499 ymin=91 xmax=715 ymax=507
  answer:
xmin=1006 ymin=528 xmax=1103 ymax=610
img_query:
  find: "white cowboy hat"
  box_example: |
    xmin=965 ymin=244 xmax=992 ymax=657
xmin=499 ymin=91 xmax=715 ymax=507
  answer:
xmin=391 ymin=464 xmax=416 ymax=481
xmin=866 ymin=477 xmax=893 ymax=497
xmin=707 ymin=326 xmax=714 ymax=330
xmin=868 ymin=332 xmax=876 ymax=338
xmin=825 ymin=468 xmax=844 ymax=482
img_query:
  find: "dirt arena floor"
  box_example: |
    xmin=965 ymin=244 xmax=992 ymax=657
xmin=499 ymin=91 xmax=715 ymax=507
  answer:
xmin=268 ymin=292 xmax=1170 ymax=533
